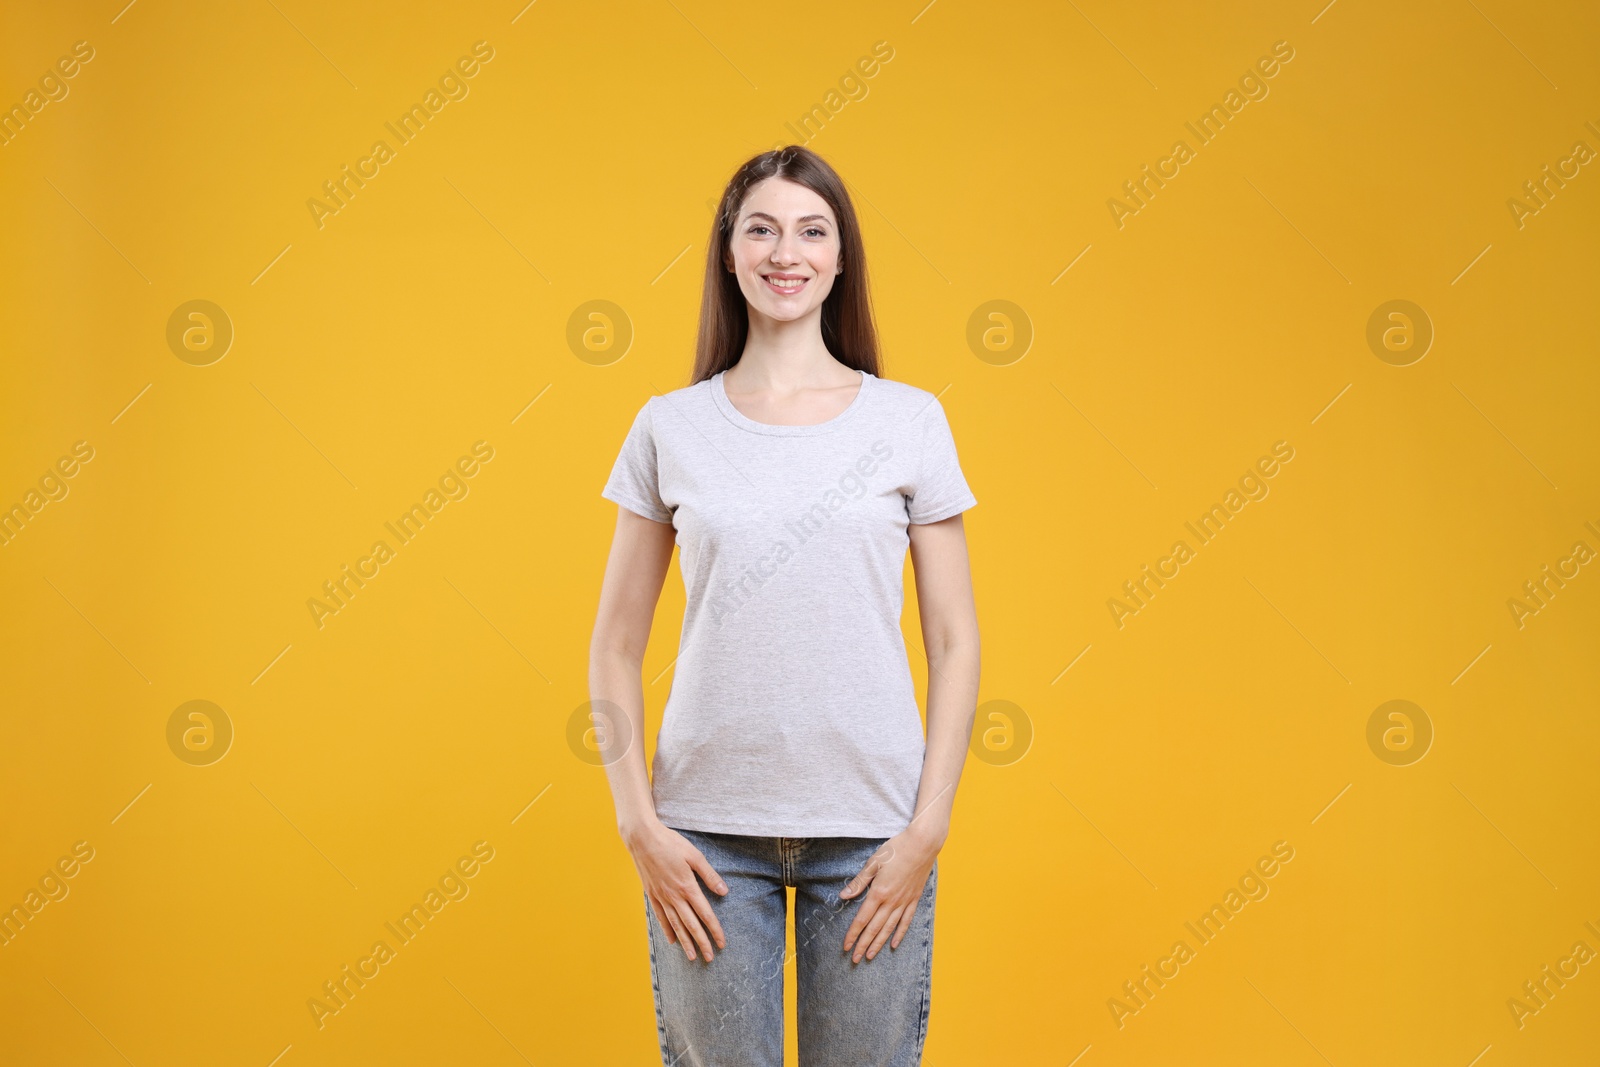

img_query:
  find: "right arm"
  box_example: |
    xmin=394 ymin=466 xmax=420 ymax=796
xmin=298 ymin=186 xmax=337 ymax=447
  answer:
xmin=589 ymin=506 xmax=729 ymax=961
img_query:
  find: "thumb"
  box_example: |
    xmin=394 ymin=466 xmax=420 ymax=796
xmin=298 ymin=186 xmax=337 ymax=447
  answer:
xmin=839 ymin=860 xmax=877 ymax=899
xmin=688 ymin=850 xmax=729 ymax=895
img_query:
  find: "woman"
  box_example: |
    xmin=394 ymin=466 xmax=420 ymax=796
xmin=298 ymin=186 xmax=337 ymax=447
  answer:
xmin=589 ymin=144 xmax=980 ymax=1066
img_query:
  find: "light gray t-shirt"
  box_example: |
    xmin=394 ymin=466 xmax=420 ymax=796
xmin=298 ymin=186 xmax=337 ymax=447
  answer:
xmin=601 ymin=367 xmax=978 ymax=837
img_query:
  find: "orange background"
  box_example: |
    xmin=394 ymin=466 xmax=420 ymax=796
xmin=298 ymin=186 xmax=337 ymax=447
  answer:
xmin=1 ymin=1 xmax=1596 ymax=1064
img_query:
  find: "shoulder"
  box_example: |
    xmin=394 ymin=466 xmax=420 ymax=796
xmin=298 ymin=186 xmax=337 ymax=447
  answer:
xmin=867 ymin=374 xmax=941 ymax=414
xmin=657 ymin=377 xmax=711 ymax=408
xmin=631 ymin=378 xmax=714 ymax=431
xmin=867 ymin=375 xmax=953 ymax=432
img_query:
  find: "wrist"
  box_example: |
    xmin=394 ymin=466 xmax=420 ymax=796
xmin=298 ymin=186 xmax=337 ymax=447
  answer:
xmin=618 ymin=812 xmax=663 ymax=849
xmin=903 ymin=818 xmax=948 ymax=853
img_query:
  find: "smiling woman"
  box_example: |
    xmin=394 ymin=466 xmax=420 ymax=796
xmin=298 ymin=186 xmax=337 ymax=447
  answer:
xmin=592 ymin=145 xmax=981 ymax=1067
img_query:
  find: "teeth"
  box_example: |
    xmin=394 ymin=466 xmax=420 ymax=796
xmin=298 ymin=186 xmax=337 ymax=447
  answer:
xmin=766 ymin=276 xmax=805 ymax=290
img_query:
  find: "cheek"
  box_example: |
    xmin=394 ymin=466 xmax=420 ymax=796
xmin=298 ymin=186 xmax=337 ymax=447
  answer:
xmin=809 ymin=249 xmax=840 ymax=285
xmin=729 ymin=239 xmax=760 ymax=269
xmin=728 ymin=252 xmax=758 ymax=288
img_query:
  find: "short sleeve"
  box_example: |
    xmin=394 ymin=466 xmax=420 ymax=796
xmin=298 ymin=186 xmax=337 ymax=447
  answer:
xmin=907 ymin=397 xmax=978 ymax=524
xmin=601 ymin=399 xmax=674 ymax=524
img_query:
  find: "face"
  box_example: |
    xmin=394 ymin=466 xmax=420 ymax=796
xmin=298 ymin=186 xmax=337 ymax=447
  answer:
xmin=724 ymin=177 xmax=842 ymax=324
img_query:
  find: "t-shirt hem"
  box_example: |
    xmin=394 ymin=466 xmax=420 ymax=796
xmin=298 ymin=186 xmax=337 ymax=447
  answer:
xmin=601 ymin=488 xmax=673 ymax=524
xmin=656 ymin=809 xmax=911 ymax=839
xmin=909 ymin=493 xmax=977 ymax=526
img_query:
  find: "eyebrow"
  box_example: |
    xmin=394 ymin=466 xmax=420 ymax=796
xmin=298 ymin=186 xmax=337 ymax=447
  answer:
xmin=744 ymin=211 xmax=832 ymax=225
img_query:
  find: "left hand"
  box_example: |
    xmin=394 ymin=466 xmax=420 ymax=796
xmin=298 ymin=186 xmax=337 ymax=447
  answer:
xmin=838 ymin=830 xmax=938 ymax=963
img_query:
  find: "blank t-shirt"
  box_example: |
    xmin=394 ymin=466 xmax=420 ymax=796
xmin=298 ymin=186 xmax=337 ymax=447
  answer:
xmin=601 ymin=367 xmax=977 ymax=837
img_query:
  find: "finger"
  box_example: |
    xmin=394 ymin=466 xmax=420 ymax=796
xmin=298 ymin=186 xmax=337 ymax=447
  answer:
xmin=667 ymin=899 xmax=698 ymax=961
xmin=889 ymin=901 xmax=918 ymax=950
xmin=842 ymin=893 xmax=881 ymax=953
xmin=662 ymin=904 xmax=689 ymax=955
xmin=863 ymin=904 xmax=904 ymax=961
xmin=649 ymin=894 xmax=677 ymax=945
xmin=853 ymin=899 xmax=896 ymax=962
xmin=684 ymin=883 xmax=727 ymax=950
xmin=650 ymin=892 xmax=678 ymax=944
xmin=672 ymin=896 xmax=716 ymax=962
xmin=688 ymin=851 xmax=730 ymax=896
xmin=668 ymin=908 xmax=694 ymax=966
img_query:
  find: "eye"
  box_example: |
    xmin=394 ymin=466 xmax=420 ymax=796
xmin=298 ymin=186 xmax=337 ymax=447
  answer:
xmin=805 ymin=227 xmax=828 ymax=237
xmin=747 ymin=224 xmax=773 ymax=236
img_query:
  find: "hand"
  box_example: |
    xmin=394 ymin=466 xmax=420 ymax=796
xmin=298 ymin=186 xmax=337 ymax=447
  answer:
xmin=838 ymin=830 xmax=938 ymax=963
xmin=625 ymin=821 xmax=729 ymax=962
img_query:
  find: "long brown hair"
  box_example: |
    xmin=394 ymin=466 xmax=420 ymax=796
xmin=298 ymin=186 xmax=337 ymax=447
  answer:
xmin=691 ymin=145 xmax=881 ymax=386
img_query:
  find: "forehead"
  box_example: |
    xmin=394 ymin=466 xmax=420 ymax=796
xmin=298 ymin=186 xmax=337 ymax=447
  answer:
xmin=739 ymin=177 xmax=834 ymax=222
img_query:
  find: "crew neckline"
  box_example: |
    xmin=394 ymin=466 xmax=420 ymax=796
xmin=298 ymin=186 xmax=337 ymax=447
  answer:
xmin=710 ymin=368 xmax=873 ymax=436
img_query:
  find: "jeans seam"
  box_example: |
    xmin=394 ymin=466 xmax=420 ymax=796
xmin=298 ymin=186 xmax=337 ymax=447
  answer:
xmin=912 ymin=860 xmax=936 ymax=1062
xmin=646 ymin=896 xmax=672 ymax=1063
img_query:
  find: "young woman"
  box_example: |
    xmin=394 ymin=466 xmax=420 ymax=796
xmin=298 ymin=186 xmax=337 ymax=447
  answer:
xmin=589 ymin=145 xmax=981 ymax=1066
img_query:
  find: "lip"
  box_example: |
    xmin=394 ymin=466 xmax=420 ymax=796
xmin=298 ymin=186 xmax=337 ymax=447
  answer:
xmin=761 ymin=273 xmax=810 ymax=295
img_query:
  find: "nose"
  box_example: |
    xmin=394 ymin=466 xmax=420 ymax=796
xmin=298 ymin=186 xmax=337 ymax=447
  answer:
xmin=770 ymin=233 xmax=801 ymax=267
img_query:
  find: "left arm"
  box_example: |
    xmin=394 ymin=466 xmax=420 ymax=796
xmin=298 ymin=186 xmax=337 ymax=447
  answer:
xmin=840 ymin=512 xmax=980 ymax=961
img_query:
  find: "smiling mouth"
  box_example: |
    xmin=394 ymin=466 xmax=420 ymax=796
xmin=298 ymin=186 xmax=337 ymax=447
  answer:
xmin=762 ymin=274 xmax=809 ymax=294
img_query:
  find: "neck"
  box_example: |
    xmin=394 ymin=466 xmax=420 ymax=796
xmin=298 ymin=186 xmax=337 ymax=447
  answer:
xmin=734 ymin=306 xmax=848 ymax=388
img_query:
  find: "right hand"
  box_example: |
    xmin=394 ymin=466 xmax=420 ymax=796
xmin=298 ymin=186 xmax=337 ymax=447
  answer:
xmin=626 ymin=821 xmax=729 ymax=962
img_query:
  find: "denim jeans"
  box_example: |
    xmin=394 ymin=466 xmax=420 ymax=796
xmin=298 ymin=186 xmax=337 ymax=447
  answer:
xmin=645 ymin=826 xmax=938 ymax=1066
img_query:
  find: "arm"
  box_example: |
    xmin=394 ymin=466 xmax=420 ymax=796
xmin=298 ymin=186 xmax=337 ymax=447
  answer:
xmin=840 ymin=511 xmax=980 ymax=961
xmin=590 ymin=506 xmax=729 ymax=961
xmin=589 ymin=506 xmax=674 ymax=837
xmin=904 ymin=511 xmax=981 ymax=849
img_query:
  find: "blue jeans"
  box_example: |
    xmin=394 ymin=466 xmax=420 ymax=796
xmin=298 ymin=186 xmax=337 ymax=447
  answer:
xmin=645 ymin=826 xmax=938 ymax=1066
